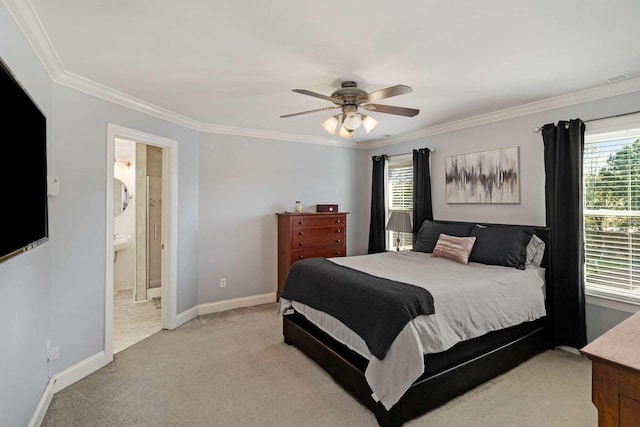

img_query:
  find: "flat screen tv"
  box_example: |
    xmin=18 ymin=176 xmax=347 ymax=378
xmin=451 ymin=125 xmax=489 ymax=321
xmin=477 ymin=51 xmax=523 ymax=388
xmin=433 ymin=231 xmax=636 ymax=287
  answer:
xmin=0 ymin=58 xmax=48 ymax=263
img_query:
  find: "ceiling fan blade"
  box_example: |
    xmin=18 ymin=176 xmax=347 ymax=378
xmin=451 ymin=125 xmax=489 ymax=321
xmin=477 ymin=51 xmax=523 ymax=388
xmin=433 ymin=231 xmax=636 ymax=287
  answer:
xmin=280 ymin=105 xmax=341 ymax=118
xmin=364 ymin=85 xmax=413 ymax=102
xmin=364 ymin=103 xmax=420 ymax=117
xmin=292 ymin=89 xmax=342 ymax=104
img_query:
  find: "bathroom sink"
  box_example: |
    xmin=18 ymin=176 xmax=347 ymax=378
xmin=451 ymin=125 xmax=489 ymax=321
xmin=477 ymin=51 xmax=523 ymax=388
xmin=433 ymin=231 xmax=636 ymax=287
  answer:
xmin=114 ymin=234 xmax=132 ymax=252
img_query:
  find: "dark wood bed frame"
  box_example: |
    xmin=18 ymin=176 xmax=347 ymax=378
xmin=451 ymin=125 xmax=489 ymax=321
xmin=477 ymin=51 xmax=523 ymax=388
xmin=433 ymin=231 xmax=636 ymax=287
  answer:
xmin=282 ymin=223 xmax=554 ymax=427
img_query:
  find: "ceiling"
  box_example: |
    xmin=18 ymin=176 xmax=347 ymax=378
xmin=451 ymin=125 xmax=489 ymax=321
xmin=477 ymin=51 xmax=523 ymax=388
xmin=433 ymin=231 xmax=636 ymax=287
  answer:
xmin=20 ymin=0 xmax=640 ymax=145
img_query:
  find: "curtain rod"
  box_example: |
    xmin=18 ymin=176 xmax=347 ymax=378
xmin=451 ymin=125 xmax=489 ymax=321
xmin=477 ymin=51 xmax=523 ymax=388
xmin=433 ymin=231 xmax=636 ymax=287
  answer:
xmin=385 ymin=148 xmax=435 ymax=158
xmin=533 ymin=110 xmax=640 ymax=133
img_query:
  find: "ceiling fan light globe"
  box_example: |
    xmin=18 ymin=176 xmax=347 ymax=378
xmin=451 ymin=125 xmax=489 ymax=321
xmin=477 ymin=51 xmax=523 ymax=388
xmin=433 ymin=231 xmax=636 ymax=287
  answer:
xmin=361 ymin=115 xmax=379 ymax=133
xmin=343 ymin=112 xmax=362 ymax=131
xmin=321 ymin=115 xmax=339 ymax=134
xmin=338 ymin=125 xmax=354 ymax=138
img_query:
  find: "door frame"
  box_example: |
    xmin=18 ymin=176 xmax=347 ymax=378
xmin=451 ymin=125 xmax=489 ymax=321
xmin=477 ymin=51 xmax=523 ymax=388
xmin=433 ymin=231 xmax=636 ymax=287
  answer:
xmin=105 ymin=123 xmax=179 ymax=359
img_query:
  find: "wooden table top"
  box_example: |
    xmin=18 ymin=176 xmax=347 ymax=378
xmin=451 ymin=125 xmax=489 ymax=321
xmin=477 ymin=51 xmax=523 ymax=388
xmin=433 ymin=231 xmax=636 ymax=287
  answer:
xmin=580 ymin=309 xmax=640 ymax=373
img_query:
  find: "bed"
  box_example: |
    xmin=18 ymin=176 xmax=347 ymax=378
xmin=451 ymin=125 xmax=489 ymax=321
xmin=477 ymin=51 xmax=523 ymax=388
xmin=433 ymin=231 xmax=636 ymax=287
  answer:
xmin=277 ymin=221 xmax=553 ymax=427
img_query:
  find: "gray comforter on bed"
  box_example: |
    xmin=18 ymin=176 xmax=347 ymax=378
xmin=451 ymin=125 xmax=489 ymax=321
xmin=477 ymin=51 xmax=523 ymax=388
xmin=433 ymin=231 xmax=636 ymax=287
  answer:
xmin=280 ymin=257 xmax=435 ymax=359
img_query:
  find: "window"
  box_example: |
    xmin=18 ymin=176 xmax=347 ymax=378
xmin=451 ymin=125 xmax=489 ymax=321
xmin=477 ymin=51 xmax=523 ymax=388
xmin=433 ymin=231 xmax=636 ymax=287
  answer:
xmin=584 ymin=121 xmax=640 ymax=303
xmin=387 ymin=157 xmax=413 ymax=250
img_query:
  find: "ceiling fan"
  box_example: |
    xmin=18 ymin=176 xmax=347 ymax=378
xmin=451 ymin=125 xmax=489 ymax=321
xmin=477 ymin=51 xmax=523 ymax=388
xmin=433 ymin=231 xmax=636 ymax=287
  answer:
xmin=280 ymin=81 xmax=419 ymax=138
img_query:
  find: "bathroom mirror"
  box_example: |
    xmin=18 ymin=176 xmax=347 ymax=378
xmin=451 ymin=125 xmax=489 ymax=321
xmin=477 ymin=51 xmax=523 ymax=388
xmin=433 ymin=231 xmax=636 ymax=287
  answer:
xmin=114 ymin=178 xmax=130 ymax=216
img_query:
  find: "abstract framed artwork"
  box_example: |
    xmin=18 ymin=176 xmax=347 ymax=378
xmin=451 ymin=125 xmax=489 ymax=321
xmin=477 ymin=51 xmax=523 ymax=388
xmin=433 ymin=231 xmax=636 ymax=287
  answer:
xmin=445 ymin=146 xmax=520 ymax=204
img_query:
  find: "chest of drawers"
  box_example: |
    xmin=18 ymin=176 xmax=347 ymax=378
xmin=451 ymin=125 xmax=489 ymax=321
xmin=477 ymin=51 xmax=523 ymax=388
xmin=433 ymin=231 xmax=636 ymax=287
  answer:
xmin=581 ymin=310 xmax=640 ymax=426
xmin=276 ymin=212 xmax=348 ymax=299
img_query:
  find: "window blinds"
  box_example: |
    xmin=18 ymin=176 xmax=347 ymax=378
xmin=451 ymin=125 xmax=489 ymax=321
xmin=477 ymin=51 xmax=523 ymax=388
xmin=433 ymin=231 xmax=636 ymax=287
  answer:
xmin=388 ymin=161 xmax=413 ymax=248
xmin=584 ymin=129 xmax=640 ymax=303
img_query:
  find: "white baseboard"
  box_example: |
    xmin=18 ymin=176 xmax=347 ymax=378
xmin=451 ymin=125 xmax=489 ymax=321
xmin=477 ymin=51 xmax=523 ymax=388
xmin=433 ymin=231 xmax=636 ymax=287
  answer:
xmin=198 ymin=293 xmax=276 ymax=316
xmin=53 ymin=351 xmax=111 ymax=392
xmin=28 ymin=377 xmax=55 ymax=427
xmin=174 ymin=293 xmax=276 ymax=327
xmin=44 ymin=292 xmax=275 ymax=407
xmin=175 ymin=305 xmax=199 ymax=327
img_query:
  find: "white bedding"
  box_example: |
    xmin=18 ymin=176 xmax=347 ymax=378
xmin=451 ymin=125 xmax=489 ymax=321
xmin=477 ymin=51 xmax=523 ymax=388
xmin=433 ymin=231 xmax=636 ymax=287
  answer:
xmin=278 ymin=250 xmax=546 ymax=410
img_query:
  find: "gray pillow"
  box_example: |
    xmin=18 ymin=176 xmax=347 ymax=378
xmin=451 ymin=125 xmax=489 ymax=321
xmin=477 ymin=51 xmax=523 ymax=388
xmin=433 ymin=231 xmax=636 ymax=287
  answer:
xmin=525 ymin=234 xmax=546 ymax=268
xmin=413 ymin=220 xmax=475 ymax=253
xmin=469 ymin=226 xmax=535 ymax=270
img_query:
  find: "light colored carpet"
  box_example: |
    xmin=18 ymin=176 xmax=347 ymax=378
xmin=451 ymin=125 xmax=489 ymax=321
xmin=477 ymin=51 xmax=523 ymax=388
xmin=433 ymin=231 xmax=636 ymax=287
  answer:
xmin=42 ymin=303 xmax=597 ymax=426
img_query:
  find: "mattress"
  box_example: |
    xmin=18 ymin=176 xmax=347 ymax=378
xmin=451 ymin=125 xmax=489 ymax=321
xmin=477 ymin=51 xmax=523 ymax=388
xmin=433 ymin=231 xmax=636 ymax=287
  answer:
xmin=278 ymin=250 xmax=547 ymax=410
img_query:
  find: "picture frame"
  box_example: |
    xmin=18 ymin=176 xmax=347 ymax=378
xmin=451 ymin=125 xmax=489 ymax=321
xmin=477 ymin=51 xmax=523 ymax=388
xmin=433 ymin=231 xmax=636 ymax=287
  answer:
xmin=445 ymin=146 xmax=520 ymax=204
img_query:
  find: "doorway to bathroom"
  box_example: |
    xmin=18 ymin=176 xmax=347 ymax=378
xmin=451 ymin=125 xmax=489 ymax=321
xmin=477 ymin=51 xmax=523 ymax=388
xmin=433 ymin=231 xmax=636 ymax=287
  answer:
xmin=113 ymin=139 xmax=164 ymax=353
xmin=106 ymin=124 xmax=179 ymax=359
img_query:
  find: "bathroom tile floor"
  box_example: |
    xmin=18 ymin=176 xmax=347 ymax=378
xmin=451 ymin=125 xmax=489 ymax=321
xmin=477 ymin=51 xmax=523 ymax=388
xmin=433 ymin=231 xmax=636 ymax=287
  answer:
xmin=113 ymin=289 xmax=162 ymax=354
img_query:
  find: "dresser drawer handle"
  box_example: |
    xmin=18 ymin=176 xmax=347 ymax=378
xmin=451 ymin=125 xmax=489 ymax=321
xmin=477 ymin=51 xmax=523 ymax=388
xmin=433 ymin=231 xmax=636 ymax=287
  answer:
xmin=336 ymin=251 xmax=341 ymax=255
xmin=299 ymin=255 xmax=304 ymax=259
xmin=298 ymin=221 xmax=304 ymax=225
xmin=336 ymin=229 xmax=341 ymax=233
xmin=298 ymin=231 xmax=303 ymax=235
xmin=336 ymin=219 xmax=341 ymax=223
xmin=336 ymin=239 xmax=341 ymax=243
xmin=298 ymin=242 xmax=304 ymax=246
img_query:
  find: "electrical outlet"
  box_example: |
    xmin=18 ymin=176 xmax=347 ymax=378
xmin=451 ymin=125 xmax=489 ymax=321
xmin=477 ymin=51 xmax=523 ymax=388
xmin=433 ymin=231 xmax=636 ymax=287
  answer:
xmin=220 ymin=278 xmax=226 ymax=288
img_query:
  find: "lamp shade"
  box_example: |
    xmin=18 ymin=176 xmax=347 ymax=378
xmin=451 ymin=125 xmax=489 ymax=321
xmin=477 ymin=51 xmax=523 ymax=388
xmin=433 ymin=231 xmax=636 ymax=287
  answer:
xmin=343 ymin=111 xmax=362 ymax=131
xmin=385 ymin=211 xmax=412 ymax=233
xmin=361 ymin=114 xmax=379 ymax=133
xmin=321 ymin=116 xmax=339 ymax=134
xmin=338 ymin=124 xmax=354 ymax=138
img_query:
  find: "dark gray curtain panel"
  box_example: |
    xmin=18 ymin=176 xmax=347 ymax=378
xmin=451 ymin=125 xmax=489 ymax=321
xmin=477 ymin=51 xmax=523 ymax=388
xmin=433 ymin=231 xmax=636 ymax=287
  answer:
xmin=413 ymin=148 xmax=433 ymax=242
xmin=541 ymin=119 xmax=587 ymax=349
xmin=368 ymin=155 xmax=387 ymax=254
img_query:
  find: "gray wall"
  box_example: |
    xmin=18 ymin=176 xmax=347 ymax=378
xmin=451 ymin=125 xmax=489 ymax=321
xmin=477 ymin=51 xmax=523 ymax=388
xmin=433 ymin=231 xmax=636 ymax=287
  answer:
xmin=365 ymin=93 xmax=640 ymax=227
xmin=0 ymin=3 xmax=53 ymax=425
xmin=197 ymin=133 xmax=369 ymax=303
xmin=49 ymin=84 xmax=201 ymax=371
xmin=1 ymin=2 xmax=203 ymax=421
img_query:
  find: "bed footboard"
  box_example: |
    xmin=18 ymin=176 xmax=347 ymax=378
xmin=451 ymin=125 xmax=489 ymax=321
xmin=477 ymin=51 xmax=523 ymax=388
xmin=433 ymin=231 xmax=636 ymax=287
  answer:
xmin=283 ymin=311 xmax=552 ymax=427
xmin=283 ymin=312 xmax=400 ymax=426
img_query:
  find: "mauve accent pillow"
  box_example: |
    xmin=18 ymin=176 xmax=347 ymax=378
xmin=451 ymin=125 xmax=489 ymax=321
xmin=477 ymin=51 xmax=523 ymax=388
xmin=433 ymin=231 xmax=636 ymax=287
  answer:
xmin=469 ymin=226 xmax=535 ymax=270
xmin=431 ymin=234 xmax=477 ymax=265
xmin=413 ymin=221 xmax=475 ymax=253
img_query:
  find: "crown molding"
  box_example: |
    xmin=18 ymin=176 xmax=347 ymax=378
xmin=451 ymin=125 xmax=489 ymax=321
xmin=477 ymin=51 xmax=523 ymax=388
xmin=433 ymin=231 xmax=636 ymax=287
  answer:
xmin=2 ymin=0 xmax=64 ymax=79
xmin=7 ymin=0 xmax=640 ymax=150
xmin=55 ymin=71 xmax=204 ymax=130
xmin=362 ymin=76 xmax=640 ymax=149
xmin=199 ymin=123 xmax=358 ymax=147
xmin=52 ymin=69 xmax=640 ymax=150
xmin=57 ymin=70 xmax=359 ymax=147
xmin=3 ymin=0 xmax=361 ymax=147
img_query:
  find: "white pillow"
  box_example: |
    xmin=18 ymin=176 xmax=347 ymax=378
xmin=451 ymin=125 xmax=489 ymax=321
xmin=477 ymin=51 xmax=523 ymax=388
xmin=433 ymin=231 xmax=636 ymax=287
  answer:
xmin=525 ymin=234 xmax=546 ymax=267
